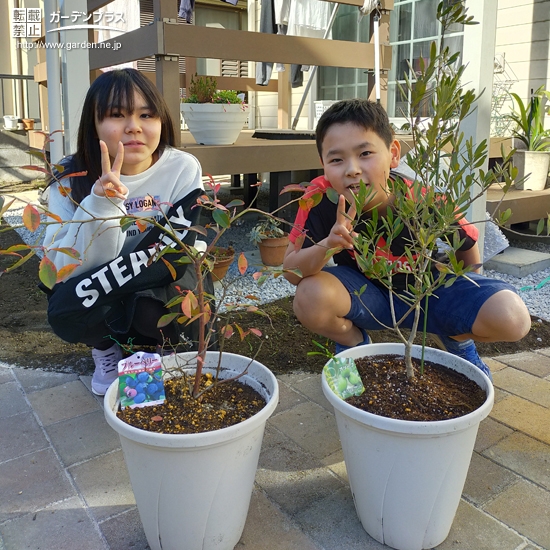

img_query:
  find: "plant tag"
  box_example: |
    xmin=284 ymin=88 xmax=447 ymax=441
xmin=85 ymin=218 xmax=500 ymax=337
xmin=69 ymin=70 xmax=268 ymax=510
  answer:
xmin=117 ymin=352 xmax=165 ymax=409
xmin=324 ymin=357 xmax=365 ymax=400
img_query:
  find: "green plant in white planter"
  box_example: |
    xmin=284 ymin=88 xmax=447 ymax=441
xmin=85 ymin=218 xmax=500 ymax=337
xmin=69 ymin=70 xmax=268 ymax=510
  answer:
xmin=285 ymin=3 xmax=528 ymax=549
xmin=507 ymin=86 xmax=550 ymax=190
xmin=181 ymin=74 xmax=249 ymax=145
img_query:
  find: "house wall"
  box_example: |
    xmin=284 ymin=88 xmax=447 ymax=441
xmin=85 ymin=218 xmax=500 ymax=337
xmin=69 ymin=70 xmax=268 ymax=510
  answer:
xmin=495 ymin=0 xmax=550 ymax=109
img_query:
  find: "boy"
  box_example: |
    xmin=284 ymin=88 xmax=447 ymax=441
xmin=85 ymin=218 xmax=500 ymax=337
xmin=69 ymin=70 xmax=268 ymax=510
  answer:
xmin=283 ymin=99 xmax=530 ymax=378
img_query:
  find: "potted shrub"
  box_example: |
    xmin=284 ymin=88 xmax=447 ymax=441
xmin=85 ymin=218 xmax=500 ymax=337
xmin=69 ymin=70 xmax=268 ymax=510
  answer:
xmin=1 ymin=152 xmax=294 ymax=550
xmin=249 ymin=217 xmax=289 ymax=266
xmin=210 ymin=245 xmax=235 ymax=281
xmin=507 ymin=85 xmax=550 ymax=190
xmin=181 ymin=74 xmax=249 ymax=145
xmin=297 ymin=4 xmax=518 ymax=549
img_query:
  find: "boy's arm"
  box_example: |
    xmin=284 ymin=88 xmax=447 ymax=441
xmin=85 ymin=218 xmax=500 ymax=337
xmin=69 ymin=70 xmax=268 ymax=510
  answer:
xmin=283 ymin=195 xmax=356 ymax=285
xmin=455 ymin=242 xmax=481 ymax=273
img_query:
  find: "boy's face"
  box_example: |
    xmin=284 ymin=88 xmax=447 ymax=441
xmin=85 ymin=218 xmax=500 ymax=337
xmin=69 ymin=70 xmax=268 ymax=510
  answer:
xmin=320 ymin=122 xmax=401 ymax=212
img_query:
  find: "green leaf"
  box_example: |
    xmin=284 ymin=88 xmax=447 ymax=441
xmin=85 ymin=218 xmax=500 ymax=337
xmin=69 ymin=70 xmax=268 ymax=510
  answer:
xmin=326 ymin=187 xmax=339 ymax=204
xmin=225 ymin=199 xmax=245 ymax=209
xmin=212 ymin=208 xmax=231 ymax=228
xmin=157 ymin=313 xmax=180 ymax=327
xmin=38 ymin=257 xmax=57 ymax=289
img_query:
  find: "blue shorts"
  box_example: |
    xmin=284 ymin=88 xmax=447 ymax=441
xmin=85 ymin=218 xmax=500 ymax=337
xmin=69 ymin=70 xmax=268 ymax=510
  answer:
xmin=323 ymin=265 xmax=518 ymax=337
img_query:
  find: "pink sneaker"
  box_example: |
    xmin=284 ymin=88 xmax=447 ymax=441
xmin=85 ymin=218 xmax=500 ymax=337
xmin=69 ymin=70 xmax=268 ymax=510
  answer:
xmin=91 ymin=344 xmax=123 ymax=396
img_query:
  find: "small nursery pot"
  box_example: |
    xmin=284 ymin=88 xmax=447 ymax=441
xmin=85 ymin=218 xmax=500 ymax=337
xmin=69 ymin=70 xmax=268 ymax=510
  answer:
xmin=104 ymin=351 xmax=279 ymax=550
xmin=258 ymin=235 xmax=289 ymax=266
xmin=322 ymin=343 xmax=494 ymax=550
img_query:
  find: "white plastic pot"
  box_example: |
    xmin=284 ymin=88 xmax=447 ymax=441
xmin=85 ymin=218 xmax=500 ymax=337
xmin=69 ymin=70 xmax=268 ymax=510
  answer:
xmin=513 ymin=150 xmax=550 ymax=190
xmin=3 ymin=115 xmax=19 ymax=130
xmin=180 ymin=103 xmax=249 ymax=145
xmin=322 ymin=343 xmax=494 ymax=550
xmin=104 ymin=351 xmax=279 ymax=550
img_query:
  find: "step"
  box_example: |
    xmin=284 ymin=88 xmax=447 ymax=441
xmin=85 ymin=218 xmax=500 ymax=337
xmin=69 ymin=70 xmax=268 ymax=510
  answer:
xmin=484 ymin=246 xmax=550 ymax=277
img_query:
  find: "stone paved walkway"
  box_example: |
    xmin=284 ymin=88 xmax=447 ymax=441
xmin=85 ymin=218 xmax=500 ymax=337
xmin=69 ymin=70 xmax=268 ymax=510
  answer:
xmin=0 ymin=349 xmax=549 ymax=549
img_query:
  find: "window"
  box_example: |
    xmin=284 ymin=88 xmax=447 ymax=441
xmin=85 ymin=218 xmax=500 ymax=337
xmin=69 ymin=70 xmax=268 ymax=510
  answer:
xmin=317 ymin=5 xmax=371 ymax=100
xmin=387 ymin=0 xmax=464 ymax=119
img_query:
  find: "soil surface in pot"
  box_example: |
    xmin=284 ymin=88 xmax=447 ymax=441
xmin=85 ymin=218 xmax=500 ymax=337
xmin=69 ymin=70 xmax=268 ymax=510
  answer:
xmin=117 ymin=373 xmax=265 ymax=434
xmin=347 ymin=354 xmax=486 ymax=422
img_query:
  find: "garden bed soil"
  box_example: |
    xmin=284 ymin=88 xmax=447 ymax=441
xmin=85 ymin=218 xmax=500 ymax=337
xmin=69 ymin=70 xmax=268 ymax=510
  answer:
xmin=1 ymin=224 xmax=547 ymax=376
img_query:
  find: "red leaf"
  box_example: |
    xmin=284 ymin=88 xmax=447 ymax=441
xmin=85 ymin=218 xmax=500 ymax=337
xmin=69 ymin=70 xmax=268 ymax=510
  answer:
xmin=57 ymin=185 xmax=72 ymax=197
xmin=44 ymin=211 xmax=62 ymax=222
xmin=136 ymin=219 xmax=148 ymax=233
xmin=58 ymin=170 xmax=87 ymax=180
xmin=249 ymin=328 xmax=262 ymax=337
xmin=38 ymin=257 xmax=57 ymax=289
xmin=295 ymin=233 xmax=306 ymax=252
xmin=151 ymin=416 xmax=163 ymax=422
xmin=280 ymin=183 xmax=307 ymax=195
xmin=161 ymin=257 xmax=177 ymax=280
xmin=252 ymin=271 xmax=263 ymax=281
xmin=238 ymin=252 xmax=248 ymax=275
xmin=221 ymin=324 xmax=234 ymax=338
xmin=20 ymin=165 xmax=52 ymax=175
xmin=56 ymin=263 xmax=80 ymax=283
xmin=23 ymin=204 xmax=41 ymax=232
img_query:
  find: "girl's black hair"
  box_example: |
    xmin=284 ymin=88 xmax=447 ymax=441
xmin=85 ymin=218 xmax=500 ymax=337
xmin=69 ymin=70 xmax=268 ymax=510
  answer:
xmin=315 ymin=99 xmax=394 ymax=158
xmin=66 ymin=68 xmax=176 ymax=204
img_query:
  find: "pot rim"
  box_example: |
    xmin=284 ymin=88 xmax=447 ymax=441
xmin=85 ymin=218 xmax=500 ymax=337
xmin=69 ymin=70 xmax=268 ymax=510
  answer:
xmin=322 ymin=342 xmax=494 ymax=435
xmin=104 ymin=351 xmax=278 ymax=446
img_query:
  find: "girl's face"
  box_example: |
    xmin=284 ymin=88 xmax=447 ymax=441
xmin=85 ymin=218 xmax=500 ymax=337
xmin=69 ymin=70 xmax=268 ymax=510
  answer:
xmin=95 ymin=89 xmax=162 ymax=176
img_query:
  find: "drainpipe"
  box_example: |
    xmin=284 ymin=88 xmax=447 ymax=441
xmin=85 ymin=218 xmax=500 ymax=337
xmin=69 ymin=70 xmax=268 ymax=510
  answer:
xmin=44 ymin=0 xmax=64 ymax=163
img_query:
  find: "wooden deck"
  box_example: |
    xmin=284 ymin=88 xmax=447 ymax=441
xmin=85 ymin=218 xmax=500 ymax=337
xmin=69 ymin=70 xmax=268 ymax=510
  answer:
xmin=486 ymin=184 xmax=550 ymax=225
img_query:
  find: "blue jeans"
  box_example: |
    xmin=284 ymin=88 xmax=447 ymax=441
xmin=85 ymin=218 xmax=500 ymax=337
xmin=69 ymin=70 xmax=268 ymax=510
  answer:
xmin=323 ymin=266 xmax=517 ymax=337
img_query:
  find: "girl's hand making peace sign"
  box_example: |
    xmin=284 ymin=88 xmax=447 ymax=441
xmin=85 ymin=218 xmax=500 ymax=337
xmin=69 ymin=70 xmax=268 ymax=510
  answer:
xmin=326 ymin=194 xmax=357 ymax=250
xmin=92 ymin=140 xmax=129 ymax=200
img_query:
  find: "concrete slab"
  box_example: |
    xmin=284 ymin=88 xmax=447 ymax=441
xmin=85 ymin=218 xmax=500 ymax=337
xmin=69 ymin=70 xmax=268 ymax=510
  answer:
xmin=494 ymin=351 xmax=550 ymax=378
xmin=0 ymin=448 xmax=76 ymax=523
xmin=69 ymin=450 xmax=135 ymax=522
xmin=290 ymin=374 xmax=333 ymax=412
xmin=45 ymin=410 xmax=121 ymax=467
xmin=27 ymin=380 xmax=101 ymax=426
xmin=484 ymin=480 xmax=550 ymax=550
xmin=0 ymin=496 xmax=105 ymax=550
xmin=0 ymin=366 xmax=15 ymax=384
xmin=484 ymin=246 xmax=550 ymax=277
xmin=0 ymin=411 xmax=49 ymax=463
xmin=0 ymin=381 xmax=29 ymax=418
xmin=437 ymin=500 xmax=524 ymax=550
xmin=474 ymin=417 xmax=514 ymax=453
xmin=491 ymin=396 xmax=550 ymax=445
xmin=483 ymin=432 xmax=550 ymax=490
xmin=463 ymin=452 xmax=518 ymax=506
xmin=14 ymin=368 xmax=79 ymax=393
xmin=99 ymin=507 xmax=148 ymax=550
xmin=493 ymin=367 xmax=550 ymax=407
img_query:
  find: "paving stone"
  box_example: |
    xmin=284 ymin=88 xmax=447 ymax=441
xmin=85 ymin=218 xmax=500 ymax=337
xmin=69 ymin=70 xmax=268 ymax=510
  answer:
xmin=493 ymin=387 xmax=510 ymax=403
xmin=14 ymin=369 xmax=79 ymax=393
xmin=0 ymin=496 xmax=104 ymax=550
xmin=484 ymin=358 xmax=508 ymax=374
xmin=293 ymin=486 xmax=386 ymax=550
xmin=435 ymin=499 xmax=524 ymax=549
xmin=69 ymin=450 xmax=135 ymax=522
xmin=493 ymin=367 xmax=550 ymax=408
xmin=0 ymin=411 xmax=49 ymax=463
xmin=272 ymin=379 xmax=307 ymax=416
xmin=493 ymin=352 xmax=550 ymax=378
xmin=291 ymin=374 xmax=333 ymax=412
xmin=484 ymin=480 xmax=550 ymax=549
xmin=0 ymin=381 xmax=29 ymax=418
xmin=0 ymin=448 xmax=76 ymax=522
xmin=100 ymin=507 xmax=149 ymax=550
xmin=535 ymin=347 xmax=550 ymax=358
xmin=474 ymin=417 xmax=514 ymax=453
xmin=27 ymin=380 xmax=101 ymax=426
xmin=45 ymin=410 xmax=121 ymax=467
xmin=0 ymin=367 xmax=14 ymax=385
xmin=463 ymin=453 xmax=518 ymax=506
xmin=256 ymin=425 xmax=344 ymax=517
xmin=483 ymin=432 xmax=550 ymax=490
xmin=236 ymin=488 xmax=321 ymax=549
xmin=267 ymin=401 xmax=340 ymax=460
xmin=321 ymin=448 xmax=348 ymax=483
xmin=491 ymin=395 xmax=550 ymax=445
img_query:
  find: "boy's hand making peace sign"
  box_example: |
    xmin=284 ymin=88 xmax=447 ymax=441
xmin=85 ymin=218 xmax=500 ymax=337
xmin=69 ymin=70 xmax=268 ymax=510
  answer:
xmin=326 ymin=194 xmax=357 ymax=251
xmin=92 ymin=140 xmax=129 ymax=201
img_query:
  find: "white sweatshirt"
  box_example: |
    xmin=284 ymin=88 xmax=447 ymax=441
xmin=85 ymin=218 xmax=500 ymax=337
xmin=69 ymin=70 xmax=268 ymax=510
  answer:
xmin=44 ymin=147 xmax=203 ymax=279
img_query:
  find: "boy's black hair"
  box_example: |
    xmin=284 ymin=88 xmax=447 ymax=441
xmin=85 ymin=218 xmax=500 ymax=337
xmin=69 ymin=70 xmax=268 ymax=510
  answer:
xmin=315 ymin=99 xmax=394 ymax=157
xmin=67 ymin=68 xmax=176 ymax=204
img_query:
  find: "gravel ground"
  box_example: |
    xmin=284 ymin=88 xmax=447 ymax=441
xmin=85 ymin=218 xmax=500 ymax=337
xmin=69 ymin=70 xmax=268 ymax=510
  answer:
xmin=4 ymin=206 xmax=550 ymax=322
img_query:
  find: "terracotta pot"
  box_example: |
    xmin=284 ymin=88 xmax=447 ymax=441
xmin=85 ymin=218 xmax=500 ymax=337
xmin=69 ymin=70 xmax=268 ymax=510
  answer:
xmin=211 ymin=247 xmax=234 ymax=281
xmin=258 ymin=235 xmax=289 ymax=266
xmin=22 ymin=118 xmax=34 ymax=130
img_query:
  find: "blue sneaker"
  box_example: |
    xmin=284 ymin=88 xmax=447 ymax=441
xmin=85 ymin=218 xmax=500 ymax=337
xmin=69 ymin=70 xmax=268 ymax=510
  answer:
xmin=335 ymin=328 xmax=372 ymax=355
xmin=431 ymin=334 xmax=493 ymax=381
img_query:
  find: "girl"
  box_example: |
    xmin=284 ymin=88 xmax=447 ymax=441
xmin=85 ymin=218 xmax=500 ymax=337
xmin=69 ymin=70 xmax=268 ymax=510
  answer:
xmin=43 ymin=68 xmax=208 ymax=396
